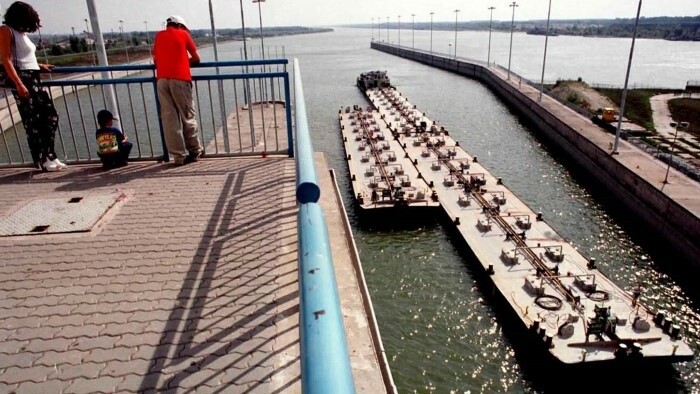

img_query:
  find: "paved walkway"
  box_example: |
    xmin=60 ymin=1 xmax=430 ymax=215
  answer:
xmin=0 ymin=158 xmax=300 ymax=393
xmin=0 ymin=156 xmax=388 ymax=393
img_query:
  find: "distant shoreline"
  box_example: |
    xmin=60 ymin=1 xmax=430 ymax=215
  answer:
xmin=344 ymin=16 xmax=700 ymax=42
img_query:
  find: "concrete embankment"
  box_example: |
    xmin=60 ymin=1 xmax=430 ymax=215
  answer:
xmin=372 ymin=42 xmax=700 ymax=267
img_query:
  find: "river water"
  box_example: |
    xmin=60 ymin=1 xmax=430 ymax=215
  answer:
xmin=232 ymin=28 xmax=700 ymax=393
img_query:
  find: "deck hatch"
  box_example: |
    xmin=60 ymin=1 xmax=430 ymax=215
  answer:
xmin=0 ymin=194 xmax=119 ymax=236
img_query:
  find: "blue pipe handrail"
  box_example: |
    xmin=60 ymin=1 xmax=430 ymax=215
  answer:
xmin=50 ymin=58 xmax=289 ymax=74
xmin=42 ymin=72 xmax=288 ymax=87
xmin=293 ymin=59 xmax=320 ymax=204
xmin=293 ymin=58 xmax=355 ymax=394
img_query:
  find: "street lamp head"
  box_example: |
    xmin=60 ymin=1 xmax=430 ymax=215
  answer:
xmin=680 ymin=121 xmax=690 ymax=128
xmin=670 ymin=122 xmax=678 ymax=128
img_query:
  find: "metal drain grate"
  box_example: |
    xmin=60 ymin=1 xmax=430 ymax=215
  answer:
xmin=0 ymin=194 xmax=120 ymax=236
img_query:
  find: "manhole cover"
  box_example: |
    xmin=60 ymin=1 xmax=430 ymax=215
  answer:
xmin=0 ymin=194 xmax=120 ymax=236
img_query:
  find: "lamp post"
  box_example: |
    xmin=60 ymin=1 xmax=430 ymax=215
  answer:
xmin=378 ymin=16 xmax=381 ymax=42
xmin=538 ymin=0 xmax=553 ymax=102
xmin=238 ymin=0 xmax=255 ymax=140
xmin=613 ymin=0 xmax=643 ymax=154
xmin=84 ymin=18 xmax=96 ymax=65
xmin=253 ymin=0 xmax=266 ymax=61
xmin=429 ymin=12 xmax=434 ymax=54
xmin=453 ymin=9 xmax=460 ymax=59
xmin=507 ymin=2 xmax=518 ymax=79
xmin=663 ymin=122 xmax=689 ymax=184
xmin=411 ymin=14 xmax=415 ymax=49
xmin=118 ymin=19 xmax=130 ymax=66
xmin=487 ymin=6 xmax=495 ymax=67
xmin=253 ymin=0 xmax=268 ymax=104
xmin=371 ymin=17 xmax=374 ymax=41
xmin=386 ymin=16 xmax=389 ymax=43
xmin=398 ymin=15 xmax=401 ymax=47
xmin=71 ymin=26 xmax=75 ymax=36
xmin=143 ymin=21 xmax=152 ymax=61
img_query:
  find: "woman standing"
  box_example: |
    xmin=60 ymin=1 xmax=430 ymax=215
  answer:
xmin=0 ymin=1 xmax=64 ymax=171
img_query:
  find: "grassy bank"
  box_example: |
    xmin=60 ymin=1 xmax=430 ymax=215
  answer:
xmin=668 ymin=98 xmax=700 ymax=136
xmin=594 ymin=88 xmax=677 ymax=131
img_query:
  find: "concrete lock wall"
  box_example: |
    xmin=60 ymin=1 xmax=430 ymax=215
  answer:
xmin=372 ymin=42 xmax=700 ymax=266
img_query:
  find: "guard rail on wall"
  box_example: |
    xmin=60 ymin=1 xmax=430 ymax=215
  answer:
xmin=0 ymin=59 xmax=293 ymax=167
xmin=293 ymin=58 xmax=355 ymax=394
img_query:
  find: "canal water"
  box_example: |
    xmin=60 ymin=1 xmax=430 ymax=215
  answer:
xmin=2 ymin=26 xmax=699 ymax=392
xmin=241 ymin=28 xmax=700 ymax=393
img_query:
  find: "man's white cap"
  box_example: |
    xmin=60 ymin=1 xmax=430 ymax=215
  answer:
xmin=166 ymin=15 xmax=188 ymax=29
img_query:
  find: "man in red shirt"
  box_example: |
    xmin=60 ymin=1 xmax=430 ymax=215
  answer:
xmin=153 ymin=15 xmax=203 ymax=166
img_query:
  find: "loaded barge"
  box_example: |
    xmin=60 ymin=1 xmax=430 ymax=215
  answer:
xmin=338 ymin=104 xmax=439 ymax=215
xmin=349 ymin=71 xmax=693 ymax=365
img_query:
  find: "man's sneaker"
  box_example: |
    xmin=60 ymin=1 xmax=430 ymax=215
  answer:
xmin=43 ymin=159 xmax=61 ymax=172
xmin=54 ymin=158 xmax=68 ymax=169
xmin=183 ymin=150 xmax=203 ymax=164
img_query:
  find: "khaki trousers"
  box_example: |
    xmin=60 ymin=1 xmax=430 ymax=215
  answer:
xmin=157 ymin=79 xmax=203 ymax=163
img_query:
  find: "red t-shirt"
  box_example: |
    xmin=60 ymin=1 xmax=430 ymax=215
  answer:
xmin=153 ymin=27 xmax=197 ymax=81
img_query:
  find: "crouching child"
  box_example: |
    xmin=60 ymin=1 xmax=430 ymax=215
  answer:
xmin=96 ymin=110 xmax=132 ymax=168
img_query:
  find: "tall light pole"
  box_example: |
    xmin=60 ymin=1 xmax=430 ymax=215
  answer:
xmin=398 ymin=15 xmax=401 ymax=47
xmin=253 ymin=0 xmax=266 ymax=61
xmin=253 ymin=0 xmax=269 ymax=104
xmin=613 ymin=0 xmax=642 ymax=154
xmin=507 ymin=2 xmax=518 ymax=79
xmin=411 ymin=14 xmax=415 ymax=49
xmin=453 ymin=9 xmax=460 ymax=59
xmin=378 ymin=16 xmax=381 ymax=42
xmin=209 ymin=0 xmax=229 ymax=150
xmin=386 ymin=16 xmax=389 ymax=43
xmin=143 ymin=20 xmax=152 ymax=61
xmin=538 ymin=0 xmax=553 ymax=102
xmin=663 ymin=122 xmax=689 ymax=184
xmin=239 ymin=0 xmax=255 ymax=139
xmin=86 ymin=0 xmax=120 ymax=130
xmin=371 ymin=17 xmax=374 ymax=41
xmin=487 ymin=6 xmax=495 ymax=67
xmin=84 ymin=18 xmax=96 ymax=65
xmin=430 ymin=12 xmax=434 ymax=54
xmin=118 ymin=19 xmax=130 ymax=66
xmin=71 ymin=26 xmax=75 ymax=36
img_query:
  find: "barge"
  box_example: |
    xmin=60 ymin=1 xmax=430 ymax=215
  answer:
xmin=338 ymin=104 xmax=439 ymax=215
xmin=353 ymin=71 xmax=694 ymax=365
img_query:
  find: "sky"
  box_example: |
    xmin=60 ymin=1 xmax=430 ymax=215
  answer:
xmin=0 ymin=0 xmax=698 ymax=34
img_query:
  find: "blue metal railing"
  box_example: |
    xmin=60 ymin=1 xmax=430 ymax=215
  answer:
xmin=0 ymin=59 xmax=293 ymax=166
xmin=293 ymin=58 xmax=355 ymax=394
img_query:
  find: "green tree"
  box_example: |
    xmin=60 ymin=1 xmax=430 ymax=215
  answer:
xmin=69 ymin=36 xmax=80 ymax=53
xmin=50 ymin=44 xmax=63 ymax=56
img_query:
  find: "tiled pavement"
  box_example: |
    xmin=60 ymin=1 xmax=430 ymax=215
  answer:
xmin=0 ymin=158 xmax=301 ymax=393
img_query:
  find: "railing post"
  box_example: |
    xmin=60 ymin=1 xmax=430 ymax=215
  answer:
xmin=284 ymin=74 xmax=294 ymax=158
